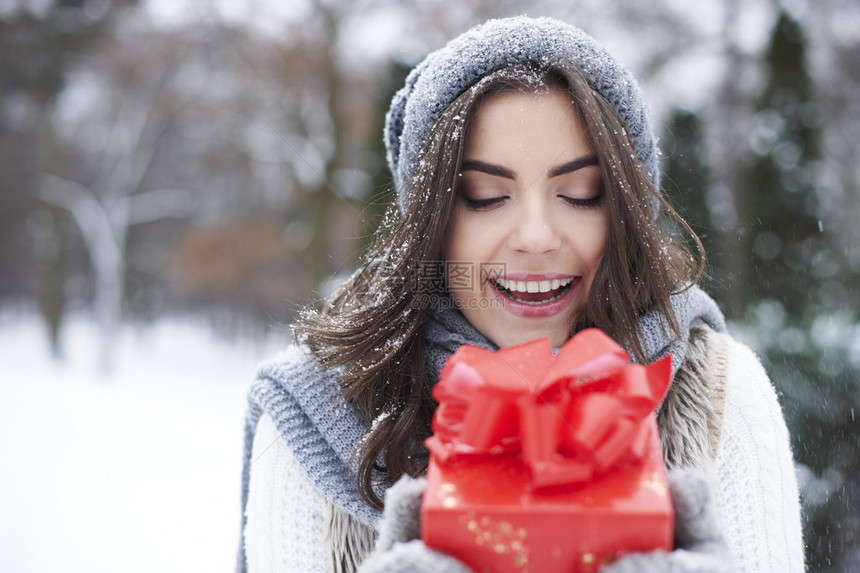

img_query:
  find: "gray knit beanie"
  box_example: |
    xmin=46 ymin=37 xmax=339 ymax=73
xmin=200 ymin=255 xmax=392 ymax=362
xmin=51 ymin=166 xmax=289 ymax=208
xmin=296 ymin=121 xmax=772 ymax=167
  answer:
xmin=384 ymin=16 xmax=659 ymax=211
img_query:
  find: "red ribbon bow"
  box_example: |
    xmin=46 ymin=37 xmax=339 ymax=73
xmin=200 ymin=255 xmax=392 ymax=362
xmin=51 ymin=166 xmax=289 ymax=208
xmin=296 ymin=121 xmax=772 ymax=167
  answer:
xmin=425 ymin=328 xmax=672 ymax=489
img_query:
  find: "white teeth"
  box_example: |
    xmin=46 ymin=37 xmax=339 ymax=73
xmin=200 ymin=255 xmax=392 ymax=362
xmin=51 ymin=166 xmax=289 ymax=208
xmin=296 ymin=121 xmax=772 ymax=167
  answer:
xmin=496 ymin=277 xmax=573 ymax=293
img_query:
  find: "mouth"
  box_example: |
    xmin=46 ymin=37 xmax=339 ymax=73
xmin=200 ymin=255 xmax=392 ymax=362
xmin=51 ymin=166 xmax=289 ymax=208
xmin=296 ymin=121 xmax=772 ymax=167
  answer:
xmin=491 ymin=277 xmax=574 ymax=305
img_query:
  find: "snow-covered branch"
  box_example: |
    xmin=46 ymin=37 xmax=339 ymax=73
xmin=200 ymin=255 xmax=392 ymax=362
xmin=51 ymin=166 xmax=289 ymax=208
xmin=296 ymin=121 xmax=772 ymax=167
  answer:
xmin=37 ymin=173 xmax=116 ymax=251
xmin=127 ymin=188 xmax=193 ymax=225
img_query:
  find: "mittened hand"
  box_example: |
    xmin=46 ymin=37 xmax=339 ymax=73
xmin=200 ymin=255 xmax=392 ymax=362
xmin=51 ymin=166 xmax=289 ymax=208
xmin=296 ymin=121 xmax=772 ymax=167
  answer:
xmin=374 ymin=475 xmax=426 ymax=552
xmin=357 ymin=476 xmax=473 ymax=573
xmin=356 ymin=539 xmax=473 ymax=573
xmin=602 ymin=468 xmax=737 ymax=573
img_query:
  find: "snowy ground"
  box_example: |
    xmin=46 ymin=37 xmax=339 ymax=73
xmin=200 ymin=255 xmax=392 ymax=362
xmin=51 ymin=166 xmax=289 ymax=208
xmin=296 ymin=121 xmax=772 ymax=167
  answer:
xmin=0 ymin=311 xmax=286 ymax=573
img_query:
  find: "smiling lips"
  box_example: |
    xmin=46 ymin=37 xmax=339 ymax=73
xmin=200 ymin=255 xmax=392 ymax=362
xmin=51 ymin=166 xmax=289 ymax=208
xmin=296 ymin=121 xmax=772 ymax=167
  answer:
xmin=491 ymin=277 xmax=575 ymax=305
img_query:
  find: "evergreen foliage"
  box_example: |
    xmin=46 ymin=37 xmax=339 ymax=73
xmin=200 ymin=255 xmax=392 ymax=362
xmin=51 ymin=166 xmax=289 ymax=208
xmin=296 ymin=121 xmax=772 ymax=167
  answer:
xmin=740 ymin=11 xmax=823 ymax=318
xmin=736 ymin=12 xmax=858 ymax=571
xmin=662 ymin=108 xmax=716 ymax=293
xmin=360 ymin=59 xmax=411 ymax=254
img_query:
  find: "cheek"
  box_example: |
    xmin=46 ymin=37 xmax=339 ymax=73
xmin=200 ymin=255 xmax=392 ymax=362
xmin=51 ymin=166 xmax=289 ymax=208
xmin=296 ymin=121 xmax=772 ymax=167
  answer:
xmin=589 ymin=216 xmax=610 ymax=263
xmin=565 ymin=212 xmax=609 ymax=266
xmin=444 ymin=208 xmax=484 ymax=263
xmin=444 ymin=211 xmax=497 ymax=298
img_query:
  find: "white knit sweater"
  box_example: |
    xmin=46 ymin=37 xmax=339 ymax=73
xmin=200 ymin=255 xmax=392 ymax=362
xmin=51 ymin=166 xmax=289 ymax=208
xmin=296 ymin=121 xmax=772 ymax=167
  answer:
xmin=243 ymin=336 xmax=804 ymax=572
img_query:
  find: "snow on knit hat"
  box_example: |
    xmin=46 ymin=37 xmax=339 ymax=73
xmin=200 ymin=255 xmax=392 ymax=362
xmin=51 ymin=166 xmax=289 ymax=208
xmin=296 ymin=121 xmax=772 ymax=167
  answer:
xmin=384 ymin=16 xmax=659 ymax=211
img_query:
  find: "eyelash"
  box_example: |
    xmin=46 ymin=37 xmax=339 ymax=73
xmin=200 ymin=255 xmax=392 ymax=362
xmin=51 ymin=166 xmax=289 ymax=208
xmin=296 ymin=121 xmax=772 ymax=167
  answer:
xmin=561 ymin=195 xmax=603 ymax=208
xmin=464 ymin=194 xmax=603 ymax=211
xmin=463 ymin=196 xmax=507 ymax=210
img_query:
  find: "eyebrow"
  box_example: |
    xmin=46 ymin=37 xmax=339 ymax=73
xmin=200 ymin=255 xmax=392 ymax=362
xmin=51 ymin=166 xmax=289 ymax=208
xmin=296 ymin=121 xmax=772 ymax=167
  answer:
xmin=460 ymin=159 xmax=515 ymax=179
xmin=548 ymin=155 xmax=600 ymax=178
xmin=461 ymin=155 xmax=600 ymax=180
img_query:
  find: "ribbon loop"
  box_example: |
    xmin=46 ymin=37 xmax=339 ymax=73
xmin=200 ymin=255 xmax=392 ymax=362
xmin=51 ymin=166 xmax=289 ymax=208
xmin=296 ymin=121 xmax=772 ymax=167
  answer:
xmin=428 ymin=328 xmax=673 ymax=489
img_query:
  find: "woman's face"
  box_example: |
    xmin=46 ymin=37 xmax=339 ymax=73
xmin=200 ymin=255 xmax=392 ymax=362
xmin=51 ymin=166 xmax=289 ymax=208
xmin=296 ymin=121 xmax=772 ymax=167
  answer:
xmin=444 ymin=89 xmax=608 ymax=348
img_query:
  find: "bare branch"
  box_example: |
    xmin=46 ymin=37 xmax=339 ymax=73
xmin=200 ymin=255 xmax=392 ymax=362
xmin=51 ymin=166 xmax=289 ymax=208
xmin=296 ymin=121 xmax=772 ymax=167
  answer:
xmin=37 ymin=172 xmax=116 ymax=252
xmin=127 ymin=188 xmax=193 ymax=226
xmin=99 ymin=65 xmax=177 ymax=199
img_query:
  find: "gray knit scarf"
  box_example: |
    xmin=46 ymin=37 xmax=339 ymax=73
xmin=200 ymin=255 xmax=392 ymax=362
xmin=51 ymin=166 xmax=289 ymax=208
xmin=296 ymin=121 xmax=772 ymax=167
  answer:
xmin=236 ymin=286 xmax=725 ymax=572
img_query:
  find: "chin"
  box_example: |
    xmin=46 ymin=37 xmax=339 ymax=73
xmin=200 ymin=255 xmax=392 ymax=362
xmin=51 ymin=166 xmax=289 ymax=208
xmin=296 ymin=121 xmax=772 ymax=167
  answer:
xmin=491 ymin=326 xmax=571 ymax=349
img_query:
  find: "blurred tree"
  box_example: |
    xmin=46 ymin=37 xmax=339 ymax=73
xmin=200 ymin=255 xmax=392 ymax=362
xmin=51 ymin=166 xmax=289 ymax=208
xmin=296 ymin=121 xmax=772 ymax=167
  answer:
xmin=290 ymin=0 xmax=391 ymax=294
xmin=739 ymin=11 xmax=823 ymax=318
xmin=357 ymin=58 xmax=411 ymax=254
xmin=34 ymin=205 xmax=68 ymax=357
xmin=661 ymin=108 xmax=716 ymax=292
xmin=38 ymin=20 xmax=193 ymax=371
xmin=0 ymin=0 xmax=138 ymax=355
xmin=309 ymin=2 xmax=351 ymax=286
xmin=736 ymin=11 xmax=858 ymax=571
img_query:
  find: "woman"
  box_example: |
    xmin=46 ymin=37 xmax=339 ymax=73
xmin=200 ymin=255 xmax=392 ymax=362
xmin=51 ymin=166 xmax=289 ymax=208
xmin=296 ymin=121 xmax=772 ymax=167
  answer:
xmin=237 ymin=16 xmax=804 ymax=572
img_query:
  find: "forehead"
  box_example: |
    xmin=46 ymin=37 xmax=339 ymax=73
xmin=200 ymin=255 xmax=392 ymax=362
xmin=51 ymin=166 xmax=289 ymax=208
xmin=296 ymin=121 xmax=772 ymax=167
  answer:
xmin=472 ymin=88 xmax=574 ymax=122
xmin=465 ymin=90 xmax=592 ymax=161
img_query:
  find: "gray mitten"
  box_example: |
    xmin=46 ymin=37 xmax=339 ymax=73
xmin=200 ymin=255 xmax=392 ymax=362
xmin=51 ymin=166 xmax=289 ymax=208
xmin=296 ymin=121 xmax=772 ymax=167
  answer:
xmin=602 ymin=468 xmax=737 ymax=573
xmin=357 ymin=475 xmax=472 ymax=573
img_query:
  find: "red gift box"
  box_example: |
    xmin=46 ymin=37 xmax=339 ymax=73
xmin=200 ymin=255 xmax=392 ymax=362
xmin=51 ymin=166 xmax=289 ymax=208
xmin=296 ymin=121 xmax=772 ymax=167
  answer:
xmin=421 ymin=329 xmax=674 ymax=572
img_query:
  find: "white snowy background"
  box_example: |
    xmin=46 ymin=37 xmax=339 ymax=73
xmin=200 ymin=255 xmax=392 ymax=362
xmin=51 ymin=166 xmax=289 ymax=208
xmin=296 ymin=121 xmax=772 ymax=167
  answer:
xmin=0 ymin=310 xmax=285 ymax=573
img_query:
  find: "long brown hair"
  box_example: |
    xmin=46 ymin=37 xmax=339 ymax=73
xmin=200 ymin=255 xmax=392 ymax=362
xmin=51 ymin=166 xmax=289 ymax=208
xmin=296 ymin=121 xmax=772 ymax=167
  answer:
xmin=294 ymin=64 xmax=704 ymax=509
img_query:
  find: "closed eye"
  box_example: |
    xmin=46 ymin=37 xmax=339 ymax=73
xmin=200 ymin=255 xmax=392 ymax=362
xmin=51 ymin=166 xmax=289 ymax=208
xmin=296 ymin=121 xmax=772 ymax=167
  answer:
xmin=560 ymin=195 xmax=603 ymax=208
xmin=464 ymin=196 xmax=507 ymax=210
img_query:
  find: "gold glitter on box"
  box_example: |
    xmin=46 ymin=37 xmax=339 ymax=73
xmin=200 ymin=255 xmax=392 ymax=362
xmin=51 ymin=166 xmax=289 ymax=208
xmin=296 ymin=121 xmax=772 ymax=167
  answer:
xmin=458 ymin=511 xmax=529 ymax=568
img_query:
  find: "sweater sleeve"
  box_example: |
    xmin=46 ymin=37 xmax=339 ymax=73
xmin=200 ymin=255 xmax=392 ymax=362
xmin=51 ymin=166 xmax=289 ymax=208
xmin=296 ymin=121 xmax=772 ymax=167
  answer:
xmin=715 ymin=337 xmax=805 ymax=572
xmin=244 ymin=412 xmax=332 ymax=573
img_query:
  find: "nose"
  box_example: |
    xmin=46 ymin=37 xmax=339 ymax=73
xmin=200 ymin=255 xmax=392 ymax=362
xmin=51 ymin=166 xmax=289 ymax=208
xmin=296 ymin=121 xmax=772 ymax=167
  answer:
xmin=506 ymin=190 xmax=562 ymax=255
